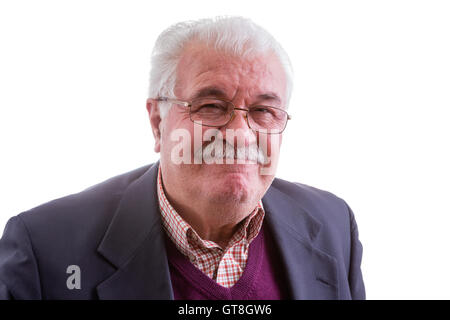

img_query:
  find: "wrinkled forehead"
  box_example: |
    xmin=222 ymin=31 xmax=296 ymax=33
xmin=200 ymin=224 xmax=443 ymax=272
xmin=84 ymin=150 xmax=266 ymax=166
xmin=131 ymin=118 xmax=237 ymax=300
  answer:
xmin=174 ymin=42 xmax=287 ymax=105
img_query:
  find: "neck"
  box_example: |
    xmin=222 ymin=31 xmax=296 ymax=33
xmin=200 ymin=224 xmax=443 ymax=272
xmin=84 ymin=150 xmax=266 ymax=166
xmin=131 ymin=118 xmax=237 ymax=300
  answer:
xmin=163 ymin=187 xmax=257 ymax=248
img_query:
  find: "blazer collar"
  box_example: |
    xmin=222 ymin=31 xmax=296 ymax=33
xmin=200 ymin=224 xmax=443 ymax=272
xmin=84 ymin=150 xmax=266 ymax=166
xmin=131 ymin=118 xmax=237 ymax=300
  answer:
xmin=96 ymin=162 xmax=338 ymax=299
xmin=96 ymin=161 xmax=174 ymax=299
xmin=262 ymin=185 xmax=339 ymax=299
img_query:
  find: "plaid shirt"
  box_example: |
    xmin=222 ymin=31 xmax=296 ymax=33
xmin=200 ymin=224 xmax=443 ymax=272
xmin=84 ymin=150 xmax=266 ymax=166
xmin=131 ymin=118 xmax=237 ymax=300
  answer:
xmin=157 ymin=166 xmax=265 ymax=288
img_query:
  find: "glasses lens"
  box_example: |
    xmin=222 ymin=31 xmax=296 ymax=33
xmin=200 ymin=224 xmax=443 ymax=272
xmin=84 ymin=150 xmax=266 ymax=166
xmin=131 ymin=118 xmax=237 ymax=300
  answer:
xmin=189 ymin=99 xmax=288 ymax=133
xmin=248 ymin=106 xmax=288 ymax=133
xmin=190 ymin=98 xmax=231 ymax=126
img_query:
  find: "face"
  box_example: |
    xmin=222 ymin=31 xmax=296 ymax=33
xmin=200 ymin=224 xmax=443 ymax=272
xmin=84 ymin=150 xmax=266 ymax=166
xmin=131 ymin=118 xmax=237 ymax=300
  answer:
xmin=148 ymin=43 xmax=287 ymax=208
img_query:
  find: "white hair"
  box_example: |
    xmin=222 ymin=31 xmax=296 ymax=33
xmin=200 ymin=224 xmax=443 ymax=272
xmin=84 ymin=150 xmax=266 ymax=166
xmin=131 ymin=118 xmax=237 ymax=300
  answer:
xmin=148 ymin=16 xmax=294 ymax=118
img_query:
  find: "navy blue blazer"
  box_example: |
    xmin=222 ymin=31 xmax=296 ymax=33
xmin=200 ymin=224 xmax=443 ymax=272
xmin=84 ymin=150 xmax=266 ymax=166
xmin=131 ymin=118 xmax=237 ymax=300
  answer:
xmin=0 ymin=161 xmax=365 ymax=299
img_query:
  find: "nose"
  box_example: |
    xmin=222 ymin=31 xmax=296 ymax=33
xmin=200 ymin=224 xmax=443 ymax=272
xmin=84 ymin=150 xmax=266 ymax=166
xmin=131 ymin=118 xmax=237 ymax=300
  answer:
xmin=221 ymin=108 xmax=257 ymax=148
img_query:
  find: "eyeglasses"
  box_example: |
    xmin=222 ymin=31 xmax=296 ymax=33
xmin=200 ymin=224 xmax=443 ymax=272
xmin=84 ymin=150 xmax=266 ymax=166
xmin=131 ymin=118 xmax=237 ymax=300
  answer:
xmin=156 ymin=97 xmax=292 ymax=134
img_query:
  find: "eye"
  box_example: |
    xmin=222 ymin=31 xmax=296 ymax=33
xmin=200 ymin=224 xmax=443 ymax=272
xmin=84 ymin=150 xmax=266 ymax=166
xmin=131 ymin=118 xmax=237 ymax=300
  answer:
xmin=191 ymin=99 xmax=229 ymax=113
xmin=251 ymin=106 xmax=274 ymax=114
xmin=202 ymin=103 xmax=224 ymax=109
xmin=198 ymin=103 xmax=227 ymax=112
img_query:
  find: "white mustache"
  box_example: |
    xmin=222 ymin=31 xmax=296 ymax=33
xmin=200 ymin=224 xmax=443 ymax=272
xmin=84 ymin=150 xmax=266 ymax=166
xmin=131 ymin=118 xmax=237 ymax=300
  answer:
xmin=194 ymin=138 xmax=269 ymax=165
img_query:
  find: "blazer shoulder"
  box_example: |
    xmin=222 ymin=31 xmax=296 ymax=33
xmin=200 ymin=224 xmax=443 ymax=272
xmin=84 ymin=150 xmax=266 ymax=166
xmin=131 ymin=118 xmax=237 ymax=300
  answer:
xmin=270 ymin=177 xmax=353 ymax=231
xmin=14 ymin=164 xmax=154 ymax=254
xmin=271 ymin=177 xmax=349 ymax=211
xmin=19 ymin=164 xmax=152 ymax=222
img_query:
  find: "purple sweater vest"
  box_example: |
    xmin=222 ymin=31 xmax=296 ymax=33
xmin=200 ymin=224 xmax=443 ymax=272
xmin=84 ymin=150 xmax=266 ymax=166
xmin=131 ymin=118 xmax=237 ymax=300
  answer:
xmin=164 ymin=223 xmax=290 ymax=300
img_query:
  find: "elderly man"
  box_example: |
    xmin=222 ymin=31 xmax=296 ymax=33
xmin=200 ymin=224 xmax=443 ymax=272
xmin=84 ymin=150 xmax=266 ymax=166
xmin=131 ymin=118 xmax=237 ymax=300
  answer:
xmin=0 ymin=17 xmax=365 ymax=300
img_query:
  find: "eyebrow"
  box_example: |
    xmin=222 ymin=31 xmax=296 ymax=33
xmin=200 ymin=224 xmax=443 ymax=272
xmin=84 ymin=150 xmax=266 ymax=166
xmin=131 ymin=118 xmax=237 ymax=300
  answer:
xmin=191 ymin=86 xmax=282 ymax=104
xmin=256 ymin=93 xmax=281 ymax=104
xmin=191 ymin=87 xmax=228 ymax=100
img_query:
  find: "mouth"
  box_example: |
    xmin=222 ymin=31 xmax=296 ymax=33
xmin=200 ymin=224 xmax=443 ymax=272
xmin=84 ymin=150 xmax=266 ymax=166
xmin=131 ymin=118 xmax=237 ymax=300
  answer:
xmin=214 ymin=153 xmax=258 ymax=164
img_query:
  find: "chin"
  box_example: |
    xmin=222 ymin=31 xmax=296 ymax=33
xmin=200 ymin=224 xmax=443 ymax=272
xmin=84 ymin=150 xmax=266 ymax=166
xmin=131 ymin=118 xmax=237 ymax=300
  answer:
xmin=211 ymin=175 xmax=256 ymax=203
xmin=210 ymin=188 xmax=249 ymax=205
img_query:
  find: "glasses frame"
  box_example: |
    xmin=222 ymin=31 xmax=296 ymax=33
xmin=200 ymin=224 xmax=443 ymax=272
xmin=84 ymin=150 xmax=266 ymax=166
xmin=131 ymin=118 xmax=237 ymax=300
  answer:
xmin=155 ymin=96 xmax=292 ymax=134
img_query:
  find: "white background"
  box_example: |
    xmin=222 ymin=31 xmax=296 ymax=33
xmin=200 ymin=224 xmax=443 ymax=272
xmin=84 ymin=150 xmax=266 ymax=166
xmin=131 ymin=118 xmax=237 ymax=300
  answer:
xmin=1 ymin=0 xmax=449 ymax=299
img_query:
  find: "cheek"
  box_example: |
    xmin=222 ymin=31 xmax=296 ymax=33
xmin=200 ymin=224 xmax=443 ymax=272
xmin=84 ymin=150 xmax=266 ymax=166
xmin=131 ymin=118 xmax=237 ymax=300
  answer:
xmin=161 ymin=121 xmax=197 ymax=164
xmin=257 ymin=134 xmax=282 ymax=157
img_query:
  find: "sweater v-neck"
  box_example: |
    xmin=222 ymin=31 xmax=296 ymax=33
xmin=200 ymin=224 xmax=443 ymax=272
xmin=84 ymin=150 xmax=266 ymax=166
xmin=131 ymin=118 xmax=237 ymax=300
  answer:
xmin=165 ymin=225 xmax=265 ymax=300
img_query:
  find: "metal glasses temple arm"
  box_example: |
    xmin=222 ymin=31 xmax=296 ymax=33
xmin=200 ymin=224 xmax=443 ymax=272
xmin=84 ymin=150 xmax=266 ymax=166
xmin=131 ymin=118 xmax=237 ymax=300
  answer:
xmin=155 ymin=97 xmax=190 ymax=107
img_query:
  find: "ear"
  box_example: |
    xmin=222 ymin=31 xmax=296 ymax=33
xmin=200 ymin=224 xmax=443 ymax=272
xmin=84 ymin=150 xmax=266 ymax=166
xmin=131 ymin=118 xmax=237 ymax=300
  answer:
xmin=146 ymin=98 xmax=162 ymax=153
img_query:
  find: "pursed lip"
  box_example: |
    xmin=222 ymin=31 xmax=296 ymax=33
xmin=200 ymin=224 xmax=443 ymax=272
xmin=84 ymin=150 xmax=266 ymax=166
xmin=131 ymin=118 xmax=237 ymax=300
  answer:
xmin=203 ymin=163 xmax=260 ymax=174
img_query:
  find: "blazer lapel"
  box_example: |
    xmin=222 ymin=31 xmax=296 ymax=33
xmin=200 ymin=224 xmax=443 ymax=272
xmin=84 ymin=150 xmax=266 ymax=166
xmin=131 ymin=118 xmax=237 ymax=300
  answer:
xmin=96 ymin=161 xmax=174 ymax=299
xmin=262 ymin=184 xmax=339 ymax=300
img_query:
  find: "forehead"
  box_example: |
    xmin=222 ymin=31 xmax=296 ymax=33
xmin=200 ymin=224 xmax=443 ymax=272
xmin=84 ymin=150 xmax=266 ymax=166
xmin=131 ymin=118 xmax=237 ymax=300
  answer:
xmin=174 ymin=43 xmax=287 ymax=103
